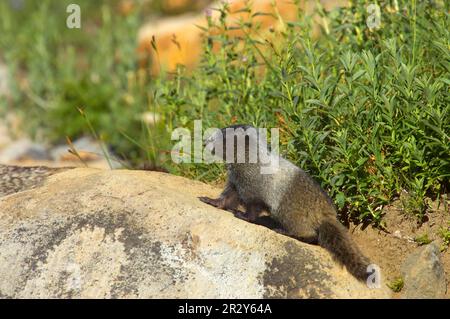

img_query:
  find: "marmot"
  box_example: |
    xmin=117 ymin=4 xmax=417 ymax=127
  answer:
xmin=199 ymin=124 xmax=371 ymax=281
xmin=0 ymin=164 xmax=70 ymax=197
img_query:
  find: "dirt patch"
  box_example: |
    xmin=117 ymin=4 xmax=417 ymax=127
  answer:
xmin=350 ymin=198 xmax=449 ymax=298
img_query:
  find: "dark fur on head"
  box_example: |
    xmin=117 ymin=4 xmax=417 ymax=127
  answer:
xmin=204 ymin=124 xmax=267 ymax=164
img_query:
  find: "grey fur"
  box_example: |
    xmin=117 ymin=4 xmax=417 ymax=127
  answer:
xmin=200 ymin=125 xmax=371 ymax=281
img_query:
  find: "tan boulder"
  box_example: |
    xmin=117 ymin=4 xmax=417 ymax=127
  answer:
xmin=401 ymin=243 xmax=447 ymax=299
xmin=0 ymin=168 xmax=390 ymax=298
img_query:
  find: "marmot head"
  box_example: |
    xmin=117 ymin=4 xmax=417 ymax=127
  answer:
xmin=204 ymin=124 xmax=268 ymax=164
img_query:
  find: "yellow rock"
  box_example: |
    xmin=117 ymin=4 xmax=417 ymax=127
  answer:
xmin=138 ymin=0 xmax=348 ymax=75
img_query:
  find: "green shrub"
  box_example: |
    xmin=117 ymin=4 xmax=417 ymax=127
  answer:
xmin=153 ymin=0 xmax=449 ymax=224
xmin=387 ymin=277 xmax=404 ymax=293
xmin=440 ymin=222 xmax=450 ymax=251
xmin=414 ymin=234 xmax=432 ymax=246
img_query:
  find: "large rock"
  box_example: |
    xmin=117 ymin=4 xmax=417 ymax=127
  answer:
xmin=0 ymin=168 xmax=390 ymax=298
xmin=401 ymin=243 xmax=447 ymax=299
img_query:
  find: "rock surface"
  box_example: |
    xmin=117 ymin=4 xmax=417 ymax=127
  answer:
xmin=0 ymin=168 xmax=391 ymax=298
xmin=401 ymin=243 xmax=447 ymax=299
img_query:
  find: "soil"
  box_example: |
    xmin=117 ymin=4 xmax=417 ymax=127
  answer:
xmin=349 ymin=198 xmax=449 ymax=298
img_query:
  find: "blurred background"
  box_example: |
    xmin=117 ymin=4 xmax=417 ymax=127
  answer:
xmin=0 ymin=0 xmax=348 ymax=171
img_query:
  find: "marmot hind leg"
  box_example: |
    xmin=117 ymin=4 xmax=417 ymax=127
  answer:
xmin=289 ymin=223 xmax=318 ymax=244
xmin=234 ymin=202 xmax=265 ymax=222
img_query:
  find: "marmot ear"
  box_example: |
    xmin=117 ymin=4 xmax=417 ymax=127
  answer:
xmin=222 ymin=124 xmax=254 ymax=131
